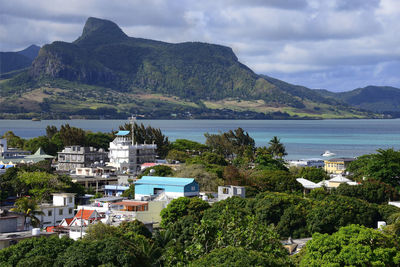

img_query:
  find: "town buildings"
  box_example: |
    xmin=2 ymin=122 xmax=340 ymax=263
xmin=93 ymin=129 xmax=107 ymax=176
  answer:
xmin=57 ymin=146 xmax=108 ymax=171
xmin=38 ymin=193 xmax=76 ymax=228
xmin=324 ymin=157 xmax=355 ymax=174
xmin=108 ymin=131 xmax=157 ymax=175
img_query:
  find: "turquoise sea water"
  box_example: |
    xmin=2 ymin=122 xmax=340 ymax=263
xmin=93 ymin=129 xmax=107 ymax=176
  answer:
xmin=1 ymin=119 xmax=399 ymax=160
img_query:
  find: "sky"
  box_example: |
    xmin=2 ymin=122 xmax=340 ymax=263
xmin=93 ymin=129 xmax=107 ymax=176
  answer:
xmin=1 ymin=0 xmax=400 ymax=92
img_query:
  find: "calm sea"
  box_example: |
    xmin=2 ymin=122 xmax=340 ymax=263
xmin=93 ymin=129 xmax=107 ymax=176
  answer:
xmin=1 ymin=119 xmax=399 ymax=160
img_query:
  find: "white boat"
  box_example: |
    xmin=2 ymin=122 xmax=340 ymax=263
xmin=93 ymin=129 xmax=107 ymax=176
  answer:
xmin=322 ymin=150 xmax=336 ymax=157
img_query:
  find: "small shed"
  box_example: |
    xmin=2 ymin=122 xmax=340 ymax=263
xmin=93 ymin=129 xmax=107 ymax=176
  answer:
xmin=134 ymin=176 xmax=199 ymax=200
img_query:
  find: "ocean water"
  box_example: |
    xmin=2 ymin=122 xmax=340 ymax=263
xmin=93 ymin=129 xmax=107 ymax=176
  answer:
xmin=1 ymin=119 xmax=399 ymax=160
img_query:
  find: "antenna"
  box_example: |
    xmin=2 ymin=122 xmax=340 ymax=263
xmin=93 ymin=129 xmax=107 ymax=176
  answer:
xmin=129 ymin=115 xmax=136 ymax=145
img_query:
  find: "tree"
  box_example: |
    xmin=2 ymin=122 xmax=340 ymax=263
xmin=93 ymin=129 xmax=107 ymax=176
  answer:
xmin=1 ymin=131 xmax=24 ymax=149
xmin=17 ymin=171 xmax=63 ymax=201
xmin=205 ymin=128 xmax=255 ymax=159
xmin=298 ymin=167 xmax=329 ymax=183
xmin=300 ymin=224 xmax=400 ymax=266
xmin=121 ymin=184 xmax=135 ymax=199
xmin=170 ymin=139 xmax=208 ymax=153
xmin=254 ymin=153 xmax=288 ymax=171
xmin=140 ymin=165 xmax=173 ymax=177
xmin=248 ymin=170 xmax=303 ymax=194
xmin=190 ymin=246 xmax=290 ymax=267
xmin=0 ymin=235 xmax=74 ymax=267
xmin=306 ymin=195 xmax=380 ymax=234
xmin=187 ymin=210 xmax=291 ymax=265
xmin=85 ymin=132 xmax=113 ymax=150
xmin=174 ymin=164 xmax=223 ymax=191
xmin=334 ymin=179 xmax=400 ymax=204
xmin=23 ymin=136 xmax=58 ymax=155
xmin=160 ymin=197 xmax=210 ymax=228
xmin=11 ymin=197 xmax=44 ymax=229
xmin=267 ymin=136 xmax=287 ymax=158
xmin=347 ymin=149 xmax=400 ymax=187
xmin=58 ymin=124 xmax=86 ymax=146
xmin=166 ymin=149 xmax=190 ymax=163
xmin=45 ymin=125 xmax=58 ymax=139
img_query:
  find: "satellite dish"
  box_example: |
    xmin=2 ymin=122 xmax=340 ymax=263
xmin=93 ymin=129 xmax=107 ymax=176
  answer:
xmin=149 ymin=169 xmax=156 ymax=175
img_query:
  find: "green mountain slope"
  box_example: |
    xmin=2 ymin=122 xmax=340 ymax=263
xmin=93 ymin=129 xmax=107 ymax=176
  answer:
xmin=0 ymin=45 xmax=40 ymax=74
xmin=0 ymin=17 xmax=377 ymax=119
xmin=315 ymin=86 xmax=400 ymax=115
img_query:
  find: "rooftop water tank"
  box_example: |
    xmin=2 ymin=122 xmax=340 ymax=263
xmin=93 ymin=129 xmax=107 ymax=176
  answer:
xmin=32 ymin=228 xmax=41 ymax=236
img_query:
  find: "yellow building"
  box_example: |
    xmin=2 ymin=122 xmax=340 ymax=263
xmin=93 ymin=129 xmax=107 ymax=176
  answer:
xmin=324 ymin=158 xmax=355 ymax=174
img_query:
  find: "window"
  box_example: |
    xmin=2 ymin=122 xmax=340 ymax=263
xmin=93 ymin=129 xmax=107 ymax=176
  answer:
xmin=223 ymin=188 xmax=229 ymax=194
xmin=59 ymin=209 xmax=63 ymax=215
xmin=64 ymin=198 xmax=66 ymax=206
xmin=236 ymin=188 xmax=241 ymax=194
xmin=191 ymin=186 xmax=195 ymax=191
xmin=69 ymin=208 xmax=73 ymax=214
xmin=68 ymin=197 xmax=72 ymax=203
xmin=48 ymin=210 xmax=52 ymax=217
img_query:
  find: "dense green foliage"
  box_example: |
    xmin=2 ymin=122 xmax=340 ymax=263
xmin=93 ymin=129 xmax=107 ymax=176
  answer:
xmin=299 ymin=224 xmax=400 ymax=266
xmin=347 ymin=148 xmax=400 ymax=188
xmin=0 ymin=163 xmax=84 ymax=203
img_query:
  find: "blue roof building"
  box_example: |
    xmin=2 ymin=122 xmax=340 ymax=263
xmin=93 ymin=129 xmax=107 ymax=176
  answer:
xmin=104 ymin=185 xmax=130 ymax=197
xmin=134 ymin=176 xmax=199 ymax=200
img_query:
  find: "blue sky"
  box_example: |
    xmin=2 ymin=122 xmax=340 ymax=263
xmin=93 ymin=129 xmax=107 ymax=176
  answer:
xmin=1 ymin=0 xmax=400 ymax=92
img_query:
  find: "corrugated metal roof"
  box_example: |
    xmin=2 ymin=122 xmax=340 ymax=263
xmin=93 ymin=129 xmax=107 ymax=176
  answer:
xmin=135 ymin=176 xmax=195 ymax=186
xmin=116 ymin=131 xmax=130 ymax=136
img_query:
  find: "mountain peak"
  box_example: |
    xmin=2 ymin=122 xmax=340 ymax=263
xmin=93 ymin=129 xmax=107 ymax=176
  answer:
xmin=74 ymin=17 xmax=127 ymax=45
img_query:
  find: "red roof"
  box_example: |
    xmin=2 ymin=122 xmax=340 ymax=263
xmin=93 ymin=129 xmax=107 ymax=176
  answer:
xmin=141 ymin=163 xmax=157 ymax=167
xmin=64 ymin=218 xmax=73 ymax=225
xmin=74 ymin=209 xmax=96 ymax=220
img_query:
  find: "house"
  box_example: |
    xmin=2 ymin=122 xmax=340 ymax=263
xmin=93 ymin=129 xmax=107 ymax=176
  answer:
xmin=111 ymin=200 xmax=149 ymax=212
xmin=104 ymin=184 xmax=130 ymax=196
xmin=108 ymin=131 xmax=157 ymax=175
xmin=68 ymin=209 xmax=102 ymax=240
xmin=38 ymin=193 xmax=76 ymax=228
xmin=77 ymin=196 xmax=124 ymax=213
xmin=296 ymin=174 xmax=358 ymax=192
xmin=57 ymin=146 xmax=108 ymax=171
xmin=134 ymin=176 xmax=199 ymax=200
xmin=218 ymin=186 xmax=246 ymax=201
xmin=324 ymin=158 xmax=355 ymax=174
xmin=69 ymin=209 xmax=101 ymax=227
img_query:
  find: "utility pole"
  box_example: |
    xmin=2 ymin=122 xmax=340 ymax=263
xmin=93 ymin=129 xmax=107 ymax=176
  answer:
xmin=80 ymin=207 xmax=83 ymax=239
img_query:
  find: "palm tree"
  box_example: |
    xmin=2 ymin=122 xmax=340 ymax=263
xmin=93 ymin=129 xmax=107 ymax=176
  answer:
xmin=268 ymin=136 xmax=287 ymax=158
xmin=11 ymin=197 xmax=44 ymax=229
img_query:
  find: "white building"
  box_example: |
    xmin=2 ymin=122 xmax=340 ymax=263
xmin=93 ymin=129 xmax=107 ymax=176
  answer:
xmin=39 ymin=193 xmax=76 ymax=228
xmin=218 ymin=186 xmax=246 ymax=201
xmin=288 ymin=158 xmax=325 ymax=168
xmin=108 ymin=131 xmax=157 ymax=174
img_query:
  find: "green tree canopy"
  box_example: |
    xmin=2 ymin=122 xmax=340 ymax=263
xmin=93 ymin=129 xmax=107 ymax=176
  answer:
xmin=347 ymin=148 xmax=400 ymax=187
xmin=267 ymin=136 xmax=287 ymax=158
xmin=160 ymin=197 xmax=210 ymax=228
xmin=300 ymin=224 xmax=400 ymax=267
